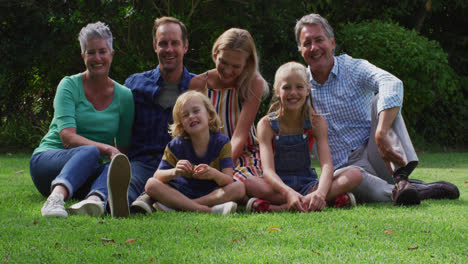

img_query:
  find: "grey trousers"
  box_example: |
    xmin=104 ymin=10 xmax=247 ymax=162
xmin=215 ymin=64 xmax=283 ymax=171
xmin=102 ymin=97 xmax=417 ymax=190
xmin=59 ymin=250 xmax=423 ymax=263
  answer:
xmin=334 ymin=95 xmax=418 ymax=203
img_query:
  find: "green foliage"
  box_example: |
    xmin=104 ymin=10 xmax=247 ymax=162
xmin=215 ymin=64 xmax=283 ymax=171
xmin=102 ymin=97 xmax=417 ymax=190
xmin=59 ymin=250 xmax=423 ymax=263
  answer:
xmin=336 ymin=20 xmax=467 ymax=146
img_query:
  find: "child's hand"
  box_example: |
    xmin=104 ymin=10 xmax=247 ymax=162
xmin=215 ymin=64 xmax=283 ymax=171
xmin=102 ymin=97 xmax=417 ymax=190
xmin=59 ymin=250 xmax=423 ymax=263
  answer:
xmin=304 ymin=191 xmax=326 ymax=212
xmin=192 ymin=164 xmax=213 ymax=180
xmin=175 ymin=160 xmax=194 ymax=178
xmin=286 ymin=190 xmax=306 ymax=212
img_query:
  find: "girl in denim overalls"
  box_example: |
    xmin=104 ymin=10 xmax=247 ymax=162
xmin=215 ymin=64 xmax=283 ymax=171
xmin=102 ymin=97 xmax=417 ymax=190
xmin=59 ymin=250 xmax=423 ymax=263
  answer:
xmin=244 ymin=62 xmax=361 ymax=212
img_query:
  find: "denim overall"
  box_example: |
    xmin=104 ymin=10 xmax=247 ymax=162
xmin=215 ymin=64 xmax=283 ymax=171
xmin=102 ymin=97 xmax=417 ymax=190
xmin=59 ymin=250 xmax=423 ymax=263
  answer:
xmin=269 ymin=113 xmax=318 ymax=195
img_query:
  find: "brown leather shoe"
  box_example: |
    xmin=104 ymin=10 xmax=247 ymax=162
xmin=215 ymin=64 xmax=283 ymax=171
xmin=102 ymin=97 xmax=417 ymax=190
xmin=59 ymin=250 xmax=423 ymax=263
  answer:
xmin=392 ymin=180 xmax=421 ymax=205
xmin=409 ymin=179 xmax=460 ymax=200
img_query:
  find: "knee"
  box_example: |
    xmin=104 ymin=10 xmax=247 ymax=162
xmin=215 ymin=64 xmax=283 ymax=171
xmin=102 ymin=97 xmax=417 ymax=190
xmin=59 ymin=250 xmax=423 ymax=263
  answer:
xmin=233 ymin=181 xmax=246 ymax=200
xmin=144 ymin=178 xmax=162 ymax=196
xmin=81 ymin=145 xmax=100 ymax=160
xmin=244 ymin=176 xmax=263 ymax=197
xmin=337 ymin=168 xmax=363 ymax=188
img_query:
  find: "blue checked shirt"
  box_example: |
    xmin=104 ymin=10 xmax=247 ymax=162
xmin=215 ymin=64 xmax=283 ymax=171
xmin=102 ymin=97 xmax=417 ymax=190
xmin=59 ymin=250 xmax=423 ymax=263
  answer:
xmin=124 ymin=66 xmax=195 ymax=168
xmin=310 ymin=54 xmax=403 ymax=169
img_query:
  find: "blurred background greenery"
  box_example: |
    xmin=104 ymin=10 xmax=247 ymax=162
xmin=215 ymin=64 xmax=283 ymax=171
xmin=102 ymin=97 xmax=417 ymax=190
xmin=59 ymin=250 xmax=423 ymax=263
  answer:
xmin=1 ymin=0 xmax=466 ymax=150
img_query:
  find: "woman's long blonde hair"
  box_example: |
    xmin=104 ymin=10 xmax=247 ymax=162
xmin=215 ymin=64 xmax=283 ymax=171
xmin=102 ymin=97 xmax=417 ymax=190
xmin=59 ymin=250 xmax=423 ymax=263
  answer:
xmin=268 ymin=62 xmax=314 ymax=120
xmin=212 ymin=28 xmax=269 ymax=102
xmin=169 ymin=91 xmax=222 ymax=138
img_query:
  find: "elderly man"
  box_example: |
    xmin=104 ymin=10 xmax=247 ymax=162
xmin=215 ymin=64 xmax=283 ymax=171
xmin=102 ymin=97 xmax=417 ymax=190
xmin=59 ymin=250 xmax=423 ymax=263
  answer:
xmin=124 ymin=17 xmax=195 ymax=213
xmin=295 ymin=13 xmax=459 ymax=205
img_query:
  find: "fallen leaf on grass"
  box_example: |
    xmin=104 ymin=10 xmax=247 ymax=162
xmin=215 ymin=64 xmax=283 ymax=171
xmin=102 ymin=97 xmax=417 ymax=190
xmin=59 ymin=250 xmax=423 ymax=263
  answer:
xmin=125 ymin=238 xmax=137 ymax=244
xmin=55 ymin=242 xmax=59 ymax=247
xmin=99 ymin=238 xmax=115 ymax=243
xmin=232 ymin=239 xmax=237 ymax=242
xmin=15 ymin=170 xmax=24 ymax=174
xmin=311 ymin=250 xmax=321 ymax=255
xmin=384 ymin=230 xmax=393 ymax=234
xmin=150 ymin=258 xmax=154 ymax=262
xmin=267 ymin=226 xmax=281 ymax=232
xmin=421 ymin=230 xmax=430 ymax=233
xmin=5 ymin=253 xmax=10 ymax=263
xmin=465 ymin=181 xmax=468 ymax=184
xmin=30 ymin=247 xmax=38 ymax=251
xmin=408 ymin=246 xmax=419 ymax=250
xmin=230 ymin=227 xmax=236 ymax=232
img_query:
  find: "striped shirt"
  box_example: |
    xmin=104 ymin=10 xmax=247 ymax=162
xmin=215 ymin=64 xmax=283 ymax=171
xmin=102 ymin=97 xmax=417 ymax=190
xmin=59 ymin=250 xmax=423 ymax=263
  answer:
xmin=310 ymin=54 xmax=403 ymax=169
xmin=203 ymin=83 xmax=262 ymax=181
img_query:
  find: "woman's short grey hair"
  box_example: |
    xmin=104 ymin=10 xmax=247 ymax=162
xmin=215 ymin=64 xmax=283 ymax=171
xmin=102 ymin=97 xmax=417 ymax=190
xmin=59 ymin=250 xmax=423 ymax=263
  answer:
xmin=78 ymin=21 xmax=113 ymax=54
xmin=294 ymin=14 xmax=334 ymax=48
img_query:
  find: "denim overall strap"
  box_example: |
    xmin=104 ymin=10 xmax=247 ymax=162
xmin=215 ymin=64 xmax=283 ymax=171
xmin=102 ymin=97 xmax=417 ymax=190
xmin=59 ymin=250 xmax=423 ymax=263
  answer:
xmin=268 ymin=112 xmax=280 ymax=133
xmin=303 ymin=118 xmax=311 ymax=131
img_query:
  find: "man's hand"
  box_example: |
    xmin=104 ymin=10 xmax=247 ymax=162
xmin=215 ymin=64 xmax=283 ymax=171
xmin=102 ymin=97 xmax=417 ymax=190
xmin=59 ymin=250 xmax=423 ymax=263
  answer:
xmin=375 ymin=129 xmax=406 ymax=175
xmin=375 ymin=107 xmax=407 ymax=175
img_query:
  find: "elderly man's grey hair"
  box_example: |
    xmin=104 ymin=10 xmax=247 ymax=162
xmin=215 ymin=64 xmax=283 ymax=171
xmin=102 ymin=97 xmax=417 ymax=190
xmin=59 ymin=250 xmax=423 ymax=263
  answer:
xmin=294 ymin=14 xmax=334 ymax=49
xmin=78 ymin=21 xmax=113 ymax=54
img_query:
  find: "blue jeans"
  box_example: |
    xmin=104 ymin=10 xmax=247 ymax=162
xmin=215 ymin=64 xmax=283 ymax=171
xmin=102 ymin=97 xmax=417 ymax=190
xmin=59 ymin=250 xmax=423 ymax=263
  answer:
xmin=128 ymin=160 xmax=157 ymax=205
xmin=30 ymin=145 xmax=109 ymax=201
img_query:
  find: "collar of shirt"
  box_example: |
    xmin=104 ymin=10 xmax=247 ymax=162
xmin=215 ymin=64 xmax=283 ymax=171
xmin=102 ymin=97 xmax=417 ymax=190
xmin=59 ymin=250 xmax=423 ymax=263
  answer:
xmin=151 ymin=65 xmax=192 ymax=101
xmin=307 ymin=56 xmax=338 ymax=87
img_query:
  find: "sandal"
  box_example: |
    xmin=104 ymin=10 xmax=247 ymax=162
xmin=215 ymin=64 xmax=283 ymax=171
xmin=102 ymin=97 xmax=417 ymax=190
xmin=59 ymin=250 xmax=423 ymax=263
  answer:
xmin=246 ymin=197 xmax=271 ymax=213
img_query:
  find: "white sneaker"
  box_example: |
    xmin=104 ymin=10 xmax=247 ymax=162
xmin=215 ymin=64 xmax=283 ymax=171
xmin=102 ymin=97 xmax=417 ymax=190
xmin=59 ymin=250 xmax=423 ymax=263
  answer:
xmin=107 ymin=153 xmax=131 ymax=218
xmin=131 ymin=193 xmax=154 ymax=214
xmin=68 ymin=199 xmax=105 ymax=217
xmin=211 ymin=202 xmax=237 ymax=215
xmin=152 ymin=202 xmax=174 ymax=212
xmin=41 ymin=193 xmax=67 ymax=217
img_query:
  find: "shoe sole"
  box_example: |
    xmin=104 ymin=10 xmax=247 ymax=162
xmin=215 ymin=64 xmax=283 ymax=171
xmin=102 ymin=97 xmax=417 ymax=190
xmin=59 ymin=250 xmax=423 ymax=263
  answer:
xmin=107 ymin=154 xmax=131 ymax=218
xmin=153 ymin=202 xmax=174 ymax=212
xmin=131 ymin=200 xmax=153 ymax=214
xmin=68 ymin=202 xmax=104 ymax=217
xmin=246 ymin=197 xmax=258 ymax=213
xmin=394 ymin=188 xmax=420 ymax=206
xmin=42 ymin=209 xmax=68 ymax=218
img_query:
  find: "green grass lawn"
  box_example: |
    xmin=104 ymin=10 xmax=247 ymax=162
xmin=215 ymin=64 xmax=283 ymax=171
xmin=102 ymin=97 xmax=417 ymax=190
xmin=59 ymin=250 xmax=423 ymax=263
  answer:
xmin=0 ymin=152 xmax=466 ymax=263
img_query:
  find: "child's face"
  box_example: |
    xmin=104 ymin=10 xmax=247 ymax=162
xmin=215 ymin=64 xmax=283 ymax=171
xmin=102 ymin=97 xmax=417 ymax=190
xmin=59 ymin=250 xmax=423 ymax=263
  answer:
xmin=214 ymin=49 xmax=248 ymax=86
xmin=276 ymin=71 xmax=310 ymax=112
xmin=181 ymin=96 xmax=211 ymax=136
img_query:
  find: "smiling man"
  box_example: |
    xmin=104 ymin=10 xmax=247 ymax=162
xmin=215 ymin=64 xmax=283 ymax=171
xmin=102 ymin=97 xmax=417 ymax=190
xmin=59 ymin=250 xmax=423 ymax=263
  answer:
xmin=123 ymin=17 xmax=195 ymax=213
xmin=295 ymin=13 xmax=459 ymax=205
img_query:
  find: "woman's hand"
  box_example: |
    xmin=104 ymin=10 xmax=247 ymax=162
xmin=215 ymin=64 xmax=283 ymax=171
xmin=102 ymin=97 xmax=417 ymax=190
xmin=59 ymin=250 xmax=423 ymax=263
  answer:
xmin=102 ymin=145 xmax=121 ymax=160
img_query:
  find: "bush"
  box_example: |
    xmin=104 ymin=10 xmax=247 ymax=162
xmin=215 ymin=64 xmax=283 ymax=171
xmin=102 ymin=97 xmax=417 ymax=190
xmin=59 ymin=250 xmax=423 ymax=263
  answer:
xmin=336 ymin=20 xmax=467 ymax=147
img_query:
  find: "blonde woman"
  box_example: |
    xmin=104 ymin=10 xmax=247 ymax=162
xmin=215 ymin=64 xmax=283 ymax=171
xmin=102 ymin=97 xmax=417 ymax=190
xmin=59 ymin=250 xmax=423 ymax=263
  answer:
xmin=189 ymin=28 xmax=269 ymax=183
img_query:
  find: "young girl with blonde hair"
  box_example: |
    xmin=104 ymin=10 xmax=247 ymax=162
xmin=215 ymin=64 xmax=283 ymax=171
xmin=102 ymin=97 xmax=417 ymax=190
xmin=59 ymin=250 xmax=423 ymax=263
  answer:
xmin=189 ymin=28 xmax=269 ymax=182
xmin=244 ymin=62 xmax=362 ymax=212
xmin=144 ymin=91 xmax=244 ymax=214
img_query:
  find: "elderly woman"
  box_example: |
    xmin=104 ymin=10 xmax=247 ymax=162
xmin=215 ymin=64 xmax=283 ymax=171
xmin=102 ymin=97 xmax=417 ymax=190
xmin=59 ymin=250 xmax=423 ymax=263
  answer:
xmin=29 ymin=22 xmax=134 ymax=218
